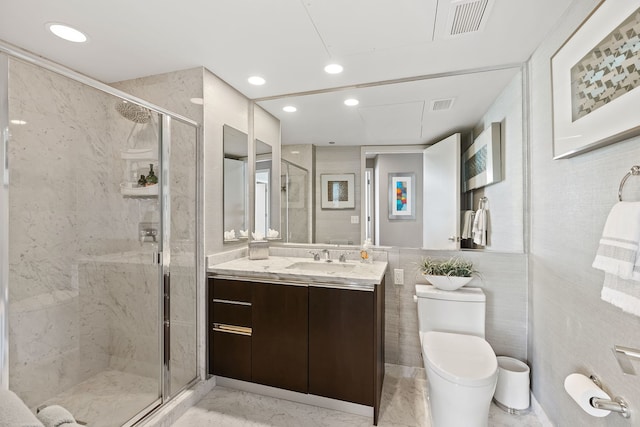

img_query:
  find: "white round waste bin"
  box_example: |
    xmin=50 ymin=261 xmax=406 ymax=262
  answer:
xmin=493 ymin=356 xmax=530 ymax=414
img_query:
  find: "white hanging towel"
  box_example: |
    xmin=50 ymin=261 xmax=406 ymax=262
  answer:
xmin=593 ymin=202 xmax=640 ymax=316
xmin=461 ymin=210 xmax=475 ymax=239
xmin=592 ymin=202 xmax=640 ymax=280
xmin=601 ymin=273 xmax=640 ymax=317
xmin=472 ymin=208 xmax=486 ymax=246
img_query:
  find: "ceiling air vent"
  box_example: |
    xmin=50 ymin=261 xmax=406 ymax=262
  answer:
xmin=430 ymin=98 xmax=455 ymax=112
xmin=446 ymin=0 xmax=494 ymax=36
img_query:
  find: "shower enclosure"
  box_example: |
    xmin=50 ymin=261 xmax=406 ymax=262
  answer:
xmin=0 ymin=50 xmax=199 ymax=426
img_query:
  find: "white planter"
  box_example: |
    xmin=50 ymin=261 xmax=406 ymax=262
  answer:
xmin=422 ymin=274 xmax=472 ymax=291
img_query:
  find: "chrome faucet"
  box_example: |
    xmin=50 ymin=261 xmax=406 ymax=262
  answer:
xmin=322 ymin=249 xmax=332 ymax=262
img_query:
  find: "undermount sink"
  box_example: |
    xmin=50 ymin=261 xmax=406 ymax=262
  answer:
xmin=286 ymin=261 xmax=357 ymax=273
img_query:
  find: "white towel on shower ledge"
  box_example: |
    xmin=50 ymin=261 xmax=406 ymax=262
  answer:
xmin=592 ymin=202 xmax=640 ymax=280
xmin=0 ymin=390 xmax=44 ymax=427
xmin=37 ymin=405 xmax=83 ymax=427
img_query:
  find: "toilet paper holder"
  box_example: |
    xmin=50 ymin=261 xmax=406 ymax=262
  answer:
xmin=589 ymin=375 xmax=630 ymax=418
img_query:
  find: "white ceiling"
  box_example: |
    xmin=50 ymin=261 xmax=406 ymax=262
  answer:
xmin=0 ymin=0 xmax=574 ymax=146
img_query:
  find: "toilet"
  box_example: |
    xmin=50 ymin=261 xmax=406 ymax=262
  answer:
xmin=415 ymin=284 xmax=498 ymax=427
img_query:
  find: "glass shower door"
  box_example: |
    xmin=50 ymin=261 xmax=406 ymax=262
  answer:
xmin=162 ymin=117 xmax=198 ymax=397
xmin=6 ymin=58 xmax=163 ymax=427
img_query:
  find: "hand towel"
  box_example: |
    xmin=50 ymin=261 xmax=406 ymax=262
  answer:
xmin=461 ymin=210 xmax=475 ymax=239
xmin=601 ymin=273 xmax=640 ymax=317
xmin=472 ymin=208 xmax=486 ymax=246
xmin=592 ymin=202 xmax=640 ymax=279
xmin=0 ymin=390 xmax=44 ymax=427
xmin=36 ymin=405 xmax=78 ymax=427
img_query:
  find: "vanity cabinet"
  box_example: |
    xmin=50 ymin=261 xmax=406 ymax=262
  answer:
xmin=207 ymin=275 xmax=385 ymax=425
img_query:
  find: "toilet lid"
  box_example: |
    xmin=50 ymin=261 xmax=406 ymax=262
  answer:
xmin=423 ymin=331 xmax=497 ymax=387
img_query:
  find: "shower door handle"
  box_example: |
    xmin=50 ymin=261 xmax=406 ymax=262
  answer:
xmin=163 ymin=273 xmax=171 ymax=364
xmin=2 ymin=128 xmax=8 ymax=183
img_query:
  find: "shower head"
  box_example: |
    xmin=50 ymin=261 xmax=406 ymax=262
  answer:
xmin=115 ymin=101 xmax=152 ymax=124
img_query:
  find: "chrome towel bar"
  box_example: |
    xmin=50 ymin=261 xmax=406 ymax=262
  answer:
xmin=618 ymin=165 xmax=640 ymax=201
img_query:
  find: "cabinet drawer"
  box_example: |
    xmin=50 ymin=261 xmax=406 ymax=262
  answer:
xmin=211 ymin=330 xmax=251 ymax=381
xmin=211 ymin=278 xmax=252 ymax=302
xmin=212 ymin=302 xmax=251 ymax=327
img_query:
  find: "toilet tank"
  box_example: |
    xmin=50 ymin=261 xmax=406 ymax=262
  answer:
xmin=415 ymin=284 xmax=486 ymax=337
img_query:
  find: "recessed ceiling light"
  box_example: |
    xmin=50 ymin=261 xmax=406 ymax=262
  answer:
xmin=344 ymin=98 xmax=359 ymax=106
xmin=283 ymin=106 xmax=297 ymax=113
xmin=10 ymin=119 xmax=27 ymax=125
xmin=248 ymin=76 xmax=266 ymax=86
xmin=190 ymin=97 xmax=204 ymax=105
xmin=290 ymin=150 xmax=300 ymax=154
xmin=47 ymin=23 xmax=88 ymax=43
xmin=324 ymin=64 xmax=343 ymax=74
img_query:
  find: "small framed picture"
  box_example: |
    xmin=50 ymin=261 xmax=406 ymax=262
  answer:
xmin=389 ymin=173 xmax=415 ymax=220
xmin=321 ymin=173 xmax=355 ymax=209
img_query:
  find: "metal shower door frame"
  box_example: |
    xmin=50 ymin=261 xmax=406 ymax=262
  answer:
xmin=0 ymin=40 xmax=203 ymax=422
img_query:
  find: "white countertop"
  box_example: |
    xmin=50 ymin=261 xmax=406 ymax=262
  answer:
xmin=208 ymin=256 xmax=388 ymax=289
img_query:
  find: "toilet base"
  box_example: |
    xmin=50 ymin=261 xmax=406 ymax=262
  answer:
xmin=426 ymin=366 xmax=497 ymax=427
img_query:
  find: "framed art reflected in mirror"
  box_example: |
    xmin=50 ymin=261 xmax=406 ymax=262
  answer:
xmin=388 ymin=172 xmax=415 ymax=220
xmin=321 ymin=173 xmax=355 ymax=210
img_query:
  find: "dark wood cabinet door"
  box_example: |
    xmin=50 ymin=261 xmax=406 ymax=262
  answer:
xmin=308 ymin=286 xmax=374 ymax=406
xmin=211 ymin=330 xmax=251 ymax=381
xmin=251 ymin=282 xmax=308 ymax=393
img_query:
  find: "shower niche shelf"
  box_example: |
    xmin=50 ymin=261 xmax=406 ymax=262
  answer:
xmin=120 ymin=148 xmax=158 ymax=198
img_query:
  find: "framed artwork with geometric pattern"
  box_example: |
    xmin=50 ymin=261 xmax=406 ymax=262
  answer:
xmin=552 ymin=0 xmax=640 ymax=159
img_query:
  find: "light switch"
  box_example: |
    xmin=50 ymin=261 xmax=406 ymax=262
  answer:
xmin=351 ymin=216 xmax=359 ymax=224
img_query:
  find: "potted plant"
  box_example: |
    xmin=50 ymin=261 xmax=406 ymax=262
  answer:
xmin=419 ymin=257 xmax=476 ymax=291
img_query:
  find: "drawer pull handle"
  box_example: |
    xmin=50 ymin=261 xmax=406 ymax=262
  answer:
xmin=213 ymin=323 xmax=252 ymax=336
xmin=212 ymin=298 xmax=252 ymax=306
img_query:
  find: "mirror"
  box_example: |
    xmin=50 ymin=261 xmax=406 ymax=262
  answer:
xmin=281 ymin=159 xmax=311 ymax=243
xmin=256 ymin=67 xmax=526 ymax=252
xmin=223 ymin=125 xmax=248 ymax=243
xmin=255 ymin=139 xmax=274 ymax=239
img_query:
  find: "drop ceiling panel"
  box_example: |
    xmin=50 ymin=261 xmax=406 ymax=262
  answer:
xmin=358 ymin=102 xmax=424 ymax=143
xmin=303 ymin=0 xmax=437 ymax=56
xmin=0 ymin=0 xmax=573 ymax=98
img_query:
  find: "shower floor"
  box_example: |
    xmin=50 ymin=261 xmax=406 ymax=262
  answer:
xmin=41 ymin=370 xmax=159 ymax=427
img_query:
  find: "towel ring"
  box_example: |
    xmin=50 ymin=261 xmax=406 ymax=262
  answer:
xmin=618 ymin=165 xmax=640 ymax=201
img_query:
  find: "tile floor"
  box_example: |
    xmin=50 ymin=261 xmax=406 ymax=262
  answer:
xmin=170 ymin=365 xmax=543 ymax=427
xmin=41 ymin=370 xmax=159 ymax=427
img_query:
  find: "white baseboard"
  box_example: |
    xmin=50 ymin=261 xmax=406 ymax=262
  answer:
xmin=216 ymin=376 xmax=374 ymax=418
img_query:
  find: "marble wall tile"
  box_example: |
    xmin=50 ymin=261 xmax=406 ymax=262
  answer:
xmin=7 ymin=59 xmax=200 ymax=411
xmin=8 ymin=59 xmax=115 ymax=405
